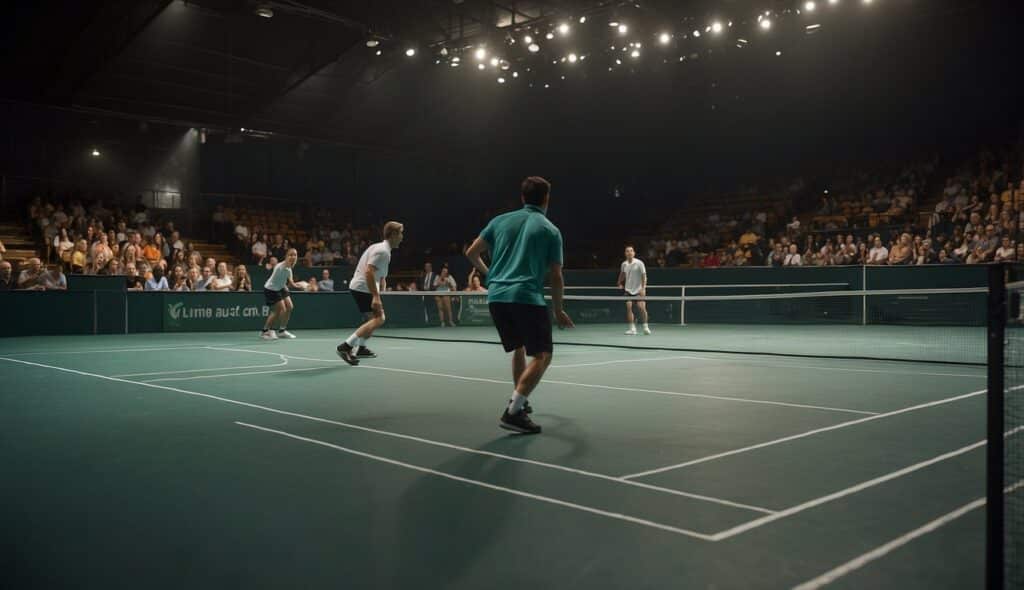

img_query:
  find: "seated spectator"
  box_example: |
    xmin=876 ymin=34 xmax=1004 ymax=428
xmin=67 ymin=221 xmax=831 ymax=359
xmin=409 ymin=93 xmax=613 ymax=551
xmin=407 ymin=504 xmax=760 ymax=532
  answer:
xmin=319 ymin=269 xmax=334 ymax=291
xmin=145 ymin=266 xmax=169 ymax=291
xmin=208 ymin=262 xmax=233 ymax=291
xmin=888 ymin=233 xmax=913 ymax=265
xmin=141 ymin=239 xmax=161 ymax=266
xmin=54 ymin=228 xmax=74 ymax=266
xmin=867 ymin=237 xmax=889 ymax=265
xmin=170 ymin=266 xmax=190 ymax=291
xmin=71 ymin=239 xmax=88 ymax=273
xmin=466 ymin=271 xmax=487 ymax=292
xmin=125 ymin=265 xmax=144 ymax=290
xmin=994 ymin=237 xmax=1016 ymax=262
xmin=251 ymin=234 xmax=268 ymax=264
xmin=0 ymin=261 xmax=14 ymax=290
xmin=782 ymin=244 xmax=802 ymax=266
xmin=263 ymin=256 xmax=278 ymax=271
xmin=17 ymin=258 xmax=45 ymax=289
xmin=194 ymin=266 xmax=213 ymax=291
xmin=786 ymin=216 xmax=801 ymax=234
xmin=306 ymin=277 xmax=319 ymax=292
xmin=234 ymin=265 xmax=253 ymax=292
xmin=769 ymin=243 xmax=785 ymax=267
xmin=101 ymin=259 xmax=122 ymax=276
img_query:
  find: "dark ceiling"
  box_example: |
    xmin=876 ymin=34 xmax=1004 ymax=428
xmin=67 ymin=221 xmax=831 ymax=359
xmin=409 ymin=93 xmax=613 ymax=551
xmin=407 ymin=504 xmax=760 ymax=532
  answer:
xmin=6 ymin=0 xmax=1024 ymax=162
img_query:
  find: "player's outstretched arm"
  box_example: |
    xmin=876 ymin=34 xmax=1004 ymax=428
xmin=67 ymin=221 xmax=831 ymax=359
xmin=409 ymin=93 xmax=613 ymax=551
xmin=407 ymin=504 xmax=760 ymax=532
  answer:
xmin=465 ymin=237 xmax=490 ymax=277
xmin=549 ymin=262 xmax=574 ymax=329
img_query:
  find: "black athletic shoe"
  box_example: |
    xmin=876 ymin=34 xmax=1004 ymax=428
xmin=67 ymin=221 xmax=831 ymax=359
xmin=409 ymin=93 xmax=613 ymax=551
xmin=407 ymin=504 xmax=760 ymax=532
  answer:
xmin=507 ymin=398 xmax=533 ymax=414
xmin=499 ymin=409 xmax=541 ymax=434
xmin=356 ymin=346 xmax=377 ymax=358
xmin=336 ymin=343 xmax=360 ymax=366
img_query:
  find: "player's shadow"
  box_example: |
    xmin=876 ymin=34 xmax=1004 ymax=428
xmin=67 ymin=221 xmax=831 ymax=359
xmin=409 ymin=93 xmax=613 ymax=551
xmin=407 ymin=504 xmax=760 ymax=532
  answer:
xmin=392 ymin=415 xmax=588 ymax=587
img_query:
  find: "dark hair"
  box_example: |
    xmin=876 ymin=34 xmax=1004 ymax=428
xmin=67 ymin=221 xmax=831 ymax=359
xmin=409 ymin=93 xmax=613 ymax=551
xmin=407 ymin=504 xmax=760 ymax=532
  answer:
xmin=521 ymin=176 xmax=551 ymax=206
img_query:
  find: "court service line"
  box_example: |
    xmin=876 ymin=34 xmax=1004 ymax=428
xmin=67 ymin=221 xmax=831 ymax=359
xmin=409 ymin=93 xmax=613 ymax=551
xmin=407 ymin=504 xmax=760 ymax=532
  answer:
xmin=1 ymin=344 xmax=239 ymax=356
xmin=0 ymin=355 xmax=773 ymax=515
xmin=551 ymin=355 xmax=985 ymax=379
xmin=147 ymin=366 xmax=334 ymax=382
xmin=235 ymin=421 xmax=718 ymax=540
xmin=113 ymin=355 xmax=289 ymax=378
xmin=620 ymin=388 xmax=986 ymax=480
xmin=792 ymin=479 xmax=1024 ymax=589
xmin=708 ymin=437 xmax=989 ymax=541
xmin=206 ymin=347 xmax=877 ymax=416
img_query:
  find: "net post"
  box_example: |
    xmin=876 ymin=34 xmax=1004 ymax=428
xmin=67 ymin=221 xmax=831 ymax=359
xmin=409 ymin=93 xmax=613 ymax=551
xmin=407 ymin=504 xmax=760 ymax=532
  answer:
xmin=680 ymin=286 xmax=686 ymax=326
xmin=987 ymin=262 xmax=1007 ymax=590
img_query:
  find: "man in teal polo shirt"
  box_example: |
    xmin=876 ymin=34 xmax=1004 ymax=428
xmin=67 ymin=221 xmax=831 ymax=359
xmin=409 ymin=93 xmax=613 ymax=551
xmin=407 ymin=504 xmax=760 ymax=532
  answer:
xmin=466 ymin=176 xmax=574 ymax=434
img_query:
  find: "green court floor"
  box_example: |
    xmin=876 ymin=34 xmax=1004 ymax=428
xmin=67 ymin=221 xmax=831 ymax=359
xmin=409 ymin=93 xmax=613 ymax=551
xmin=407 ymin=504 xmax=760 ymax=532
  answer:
xmin=0 ymin=327 xmax=992 ymax=589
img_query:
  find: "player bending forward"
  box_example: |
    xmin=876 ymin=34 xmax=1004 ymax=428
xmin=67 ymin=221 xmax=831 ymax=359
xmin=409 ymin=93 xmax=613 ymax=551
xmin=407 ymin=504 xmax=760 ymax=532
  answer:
xmin=261 ymin=248 xmax=301 ymax=340
xmin=618 ymin=245 xmax=650 ymax=335
xmin=337 ymin=221 xmax=404 ymax=365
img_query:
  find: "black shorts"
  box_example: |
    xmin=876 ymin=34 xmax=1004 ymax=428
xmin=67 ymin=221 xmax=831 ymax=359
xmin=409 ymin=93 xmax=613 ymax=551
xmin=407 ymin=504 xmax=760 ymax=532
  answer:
xmin=489 ymin=302 xmax=553 ymax=356
xmin=264 ymin=287 xmax=289 ymax=306
xmin=351 ymin=289 xmax=373 ymax=314
xmin=622 ymin=290 xmax=642 ymax=302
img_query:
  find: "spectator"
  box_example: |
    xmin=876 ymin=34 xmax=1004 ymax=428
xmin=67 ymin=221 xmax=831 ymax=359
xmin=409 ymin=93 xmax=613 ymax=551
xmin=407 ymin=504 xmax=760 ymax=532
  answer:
xmin=319 ymin=269 xmax=334 ymax=291
xmin=466 ymin=271 xmax=487 ymax=292
xmin=101 ymin=259 xmax=122 ymax=276
xmin=234 ymin=265 xmax=253 ymax=292
xmin=888 ymin=233 xmax=913 ymax=265
xmin=867 ymin=237 xmax=889 ymax=265
xmin=17 ymin=258 xmax=45 ymax=289
xmin=54 ymin=228 xmax=74 ymax=267
xmin=145 ymin=266 xmax=169 ymax=291
xmin=783 ymin=244 xmax=802 ymax=266
xmin=194 ymin=266 xmax=213 ymax=291
xmin=125 ymin=265 xmax=144 ymax=290
xmin=209 ymin=262 xmax=233 ymax=291
xmin=419 ymin=262 xmax=436 ymax=292
xmin=141 ymin=238 xmax=161 ymax=266
xmin=306 ymin=277 xmax=319 ymax=292
xmin=251 ymin=234 xmax=268 ymax=264
xmin=769 ymin=243 xmax=785 ymax=267
xmin=995 ymin=237 xmax=1017 ymax=262
xmin=170 ymin=266 xmax=190 ymax=291
xmin=0 ymin=261 xmax=15 ymax=290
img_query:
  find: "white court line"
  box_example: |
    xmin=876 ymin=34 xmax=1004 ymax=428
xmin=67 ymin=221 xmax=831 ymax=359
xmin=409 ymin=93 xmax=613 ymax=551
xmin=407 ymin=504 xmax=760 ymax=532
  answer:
xmin=0 ymin=344 xmax=236 ymax=356
xmin=0 ymin=355 xmax=772 ymax=515
xmin=235 ymin=421 xmax=718 ymax=540
xmin=207 ymin=347 xmax=877 ymax=416
xmin=620 ymin=388 xmax=986 ymax=480
xmin=551 ymin=355 xmax=985 ymax=379
xmin=793 ymin=480 xmax=1024 ymax=589
xmin=708 ymin=438 xmax=988 ymax=541
xmin=147 ymin=366 xmax=333 ymax=382
xmin=114 ymin=355 xmax=288 ymax=378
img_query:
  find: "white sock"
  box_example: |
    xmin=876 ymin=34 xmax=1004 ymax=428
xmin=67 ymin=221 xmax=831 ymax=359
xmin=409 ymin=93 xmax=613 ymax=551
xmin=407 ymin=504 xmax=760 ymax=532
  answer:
xmin=643 ymin=323 xmax=650 ymax=329
xmin=508 ymin=392 xmax=528 ymax=413
xmin=356 ymin=337 xmax=366 ymax=348
xmin=345 ymin=332 xmax=360 ymax=347
xmin=629 ymin=323 xmax=636 ymax=330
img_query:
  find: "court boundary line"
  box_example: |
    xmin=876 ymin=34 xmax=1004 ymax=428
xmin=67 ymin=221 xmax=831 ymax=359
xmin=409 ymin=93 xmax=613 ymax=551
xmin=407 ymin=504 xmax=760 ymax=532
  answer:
xmin=0 ymin=355 xmax=774 ymax=515
xmin=207 ymin=346 xmax=878 ymax=416
xmin=147 ymin=366 xmax=334 ymax=382
xmin=0 ymin=343 xmax=240 ymax=356
xmin=234 ymin=421 xmax=719 ymax=541
xmin=792 ymin=480 xmax=1024 ymax=589
xmin=620 ymin=388 xmax=986 ymax=479
xmin=372 ymin=334 xmax=986 ymax=368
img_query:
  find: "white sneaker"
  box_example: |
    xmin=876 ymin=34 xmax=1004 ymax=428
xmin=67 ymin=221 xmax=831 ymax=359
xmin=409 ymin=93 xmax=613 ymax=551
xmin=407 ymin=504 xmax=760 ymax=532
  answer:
xmin=277 ymin=330 xmax=296 ymax=339
xmin=261 ymin=330 xmax=277 ymax=340
xmin=625 ymin=327 xmax=637 ymax=335
xmin=643 ymin=325 xmax=652 ymax=335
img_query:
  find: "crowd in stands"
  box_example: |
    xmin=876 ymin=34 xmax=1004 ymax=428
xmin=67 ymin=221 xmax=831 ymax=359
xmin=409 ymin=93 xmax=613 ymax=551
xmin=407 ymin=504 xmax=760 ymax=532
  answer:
xmin=643 ymin=145 xmax=1024 ymax=268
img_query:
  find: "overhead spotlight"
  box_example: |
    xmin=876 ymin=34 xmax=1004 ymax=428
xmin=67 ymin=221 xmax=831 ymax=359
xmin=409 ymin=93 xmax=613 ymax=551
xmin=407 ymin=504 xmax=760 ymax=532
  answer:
xmin=711 ymin=21 xmax=723 ymax=34
xmin=579 ymin=16 xmax=586 ymax=24
xmin=490 ymin=57 xmax=499 ymax=67
xmin=450 ymin=61 xmax=460 ymax=67
xmin=760 ymin=18 xmax=772 ymax=30
xmin=804 ymin=1 xmax=816 ymax=11
xmin=375 ymin=49 xmax=382 ymax=56
xmin=90 ymin=148 xmax=101 ymax=157
xmin=775 ymin=50 xmax=782 ymax=56
xmin=452 ymin=56 xmax=460 ymax=63
xmin=558 ymin=23 xmax=570 ymax=35
xmin=255 ymin=4 xmax=273 ymax=18
xmin=567 ymin=53 xmax=578 ymax=63
xmin=477 ymin=63 xmax=486 ymax=70
xmin=475 ymin=48 xmax=487 ymax=61
xmin=618 ymin=24 xmax=628 ymax=34
xmin=528 ymin=43 xmax=540 ymax=53
xmin=512 ymin=71 xmax=518 ymax=78
xmin=693 ymin=30 xmax=701 ymax=37
xmin=366 ymin=39 xmax=379 ymax=48
xmin=500 ymin=60 xmax=510 ymax=70
xmin=609 ymin=21 xmax=620 ymax=27
xmin=497 ymin=77 xmax=506 ymax=84
xmin=544 ymin=83 xmax=550 ymax=88
xmin=439 ymin=47 xmax=448 ymax=56
xmin=615 ymin=58 xmax=622 ymax=65
xmin=545 ymin=32 xmax=554 ymax=40
xmin=829 ymin=0 xmax=840 ymax=4
xmin=405 ymin=48 xmax=416 ymax=57
xmin=523 ymin=35 xmax=533 ymax=44
xmin=862 ymin=0 xmax=872 ymax=3
xmin=659 ymin=32 xmax=671 ymax=45
xmin=631 ymin=49 xmax=640 ymax=58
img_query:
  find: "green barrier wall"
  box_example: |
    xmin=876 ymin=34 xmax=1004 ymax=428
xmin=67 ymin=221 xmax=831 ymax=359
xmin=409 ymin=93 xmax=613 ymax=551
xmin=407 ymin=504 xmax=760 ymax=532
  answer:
xmin=246 ymin=265 xmax=352 ymax=291
xmin=0 ymin=265 xmax=993 ymax=336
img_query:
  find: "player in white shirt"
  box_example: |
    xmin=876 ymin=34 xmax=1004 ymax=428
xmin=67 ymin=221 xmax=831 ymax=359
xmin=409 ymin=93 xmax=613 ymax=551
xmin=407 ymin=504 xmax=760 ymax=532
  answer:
xmin=337 ymin=221 xmax=404 ymax=365
xmin=617 ymin=245 xmax=650 ymax=335
xmin=261 ymin=248 xmax=301 ymax=340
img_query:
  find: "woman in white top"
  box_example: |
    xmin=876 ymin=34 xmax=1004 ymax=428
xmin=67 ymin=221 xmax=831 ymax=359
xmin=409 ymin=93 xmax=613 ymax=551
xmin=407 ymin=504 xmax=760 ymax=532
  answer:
xmin=251 ymin=235 xmax=268 ymax=264
xmin=433 ymin=266 xmax=457 ymax=327
xmin=783 ymin=244 xmax=803 ymax=266
xmin=54 ymin=228 xmax=74 ymax=267
xmin=209 ymin=262 xmax=234 ymax=291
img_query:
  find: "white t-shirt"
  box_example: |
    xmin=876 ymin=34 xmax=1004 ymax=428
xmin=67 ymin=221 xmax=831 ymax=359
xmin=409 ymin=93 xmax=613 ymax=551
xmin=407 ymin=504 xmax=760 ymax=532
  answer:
xmin=620 ymin=259 xmax=647 ymax=295
xmin=264 ymin=262 xmax=293 ymax=291
xmin=211 ymin=276 xmax=233 ymax=290
xmin=349 ymin=241 xmax=392 ymax=293
xmin=868 ymin=246 xmax=889 ymax=263
xmin=783 ymin=253 xmax=803 ymax=266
